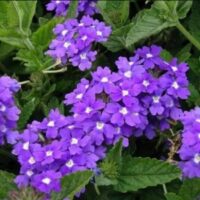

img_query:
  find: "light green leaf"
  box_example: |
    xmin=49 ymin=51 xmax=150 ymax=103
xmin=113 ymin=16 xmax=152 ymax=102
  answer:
xmin=52 ymin=170 xmax=93 ymax=200
xmin=0 ymin=170 xmax=16 ymax=199
xmin=114 ymin=157 xmax=181 ymax=193
xmin=18 ymin=98 xmax=38 ymax=130
xmin=97 ymin=0 xmax=129 ymax=27
xmin=189 ymin=1 xmax=200 ymax=42
xmin=0 ymin=1 xmax=36 ymax=47
xmin=125 ymin=7 xmax=172 ymax=47
xmin=179 ymin=179 xmax=200 ymax=200
xmin=165 ymin=193 xmax=183 ymax=200
xmin=32 ymin=17 xmax=64 ymax=50
xmin=66 ymin=0 xmax=78 ymax=19
xmin=96 ymin=140 xmax=123 ymax=186
xmin=177 ymin=1 xmax=193 ymax=19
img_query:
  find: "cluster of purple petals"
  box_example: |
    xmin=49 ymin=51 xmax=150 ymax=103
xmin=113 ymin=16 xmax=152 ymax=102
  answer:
xmin=46 ymin=16 xmax=111 ymax=71
xmin=65 ymin=45 xmax=190 ymax=142
xmin=179 ymin=107 xmax=200 ymax=178
xmin=46 ymin=0 xmax=98 ymax=16
xmin=13 ymin=109 xmax=106 ymax=197
xmin=0 ymin=76 xmax=20 ymax=145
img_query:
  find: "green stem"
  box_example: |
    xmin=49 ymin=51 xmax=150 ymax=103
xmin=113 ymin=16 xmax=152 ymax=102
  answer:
xmin=162 ymin=184 xmax=168 ymax=195
xmin=19 ymin=80 xmax=31 ymax=85
xmin=24 ymin=38 xmax=35 ymax=51
xmin=176 ymin=22 xmax=200 ymax=51
xmin=45 ymin=59 xmax=62 ymax=70
xmin=94 ymin=183 xmax=100 ymax=195
xmin=42 ymin=67 xmax=67 ymax=74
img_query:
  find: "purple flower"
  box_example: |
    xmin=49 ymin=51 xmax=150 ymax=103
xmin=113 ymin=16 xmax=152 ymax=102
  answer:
xmin=32 ymin=170 xmax=62 ymax=194
xmin=47 ymin=16 xmax=111 ymax=71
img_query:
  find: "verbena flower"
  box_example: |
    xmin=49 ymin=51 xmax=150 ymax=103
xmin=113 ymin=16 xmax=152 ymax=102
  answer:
xmin=65 ymin=45 xmax=189 ymax=141
xmin=0 ymin=76 xmax=20 ymax=145
xmin=46 ymin=16 xmax=111 ymax=71
xmin=46 ymin=0 xmax=98 ymax=16
xmin=179 ymin=108 xmax=200 ymax=178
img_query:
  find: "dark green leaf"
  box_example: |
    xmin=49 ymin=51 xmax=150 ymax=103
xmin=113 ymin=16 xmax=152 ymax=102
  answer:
xmin=125 ymin=7 xmax=172 ymax=47
xmin=0 ymin=170 xmax=16 ymax=199
xmin=177 ymin=1 xmax=193 ymax=19
xmin=18 ymin=98 xmax=38 ymax=130
xmin=179 ymin=179 xmax=200 ymax=200
xmin=32 ymin=17 xmax=64 ymax=50
xmin=189 ymin=1 xmax=200 ymax=43
xmin=52 ymin=170 xmax=93 ymax=200
xmin=176 ymin=43 xmax=192 ymax=62
xmin=165 ymin=193 xmax=183 ymax=200
xmin=114 ymin=157 xmax=181 ymax=193
xmin=97 ymin=0 xmax=129 ymax=27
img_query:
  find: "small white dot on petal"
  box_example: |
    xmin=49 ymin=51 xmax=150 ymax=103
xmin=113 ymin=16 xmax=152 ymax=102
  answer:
xmin=97 ymin=31 xmax=102 ymax=36
xmin=23 ymin=142 xmax=29 ymax=150
xmin=96 ymin=122 xmax=104 ymax=130
xmin=28 ymin=157 xmax=36 ymax=165
xmin=46 ymin=150 xmax=53 ymax=157
xmin=0 ymin=105 xmax=6 ymax=112
xmin=63 ymin=42 xmax=71 ymax=49
xmin=146 ymin=53 xmax=153 ymax=58
xmin=193 ymin=153 xmax=200 ymax=164
xmin=66 ymin=159 xmax=74 ymax=168
xmin=142 ymin=80 xmax=150 ymax=87
xmin=171 ymin=66 xmax=178 ymax=72
xmin=61 ymin=30 xmax=68 ymax=36
xmin=122 ymin=90 xmax=129 ymax=96
xmin=42 ymin=177 xmax=51 ymax=185
xmin=0 ymin=125 xmax=7 ymax=133
xmin=80 ymin=53 xmax=87 ymax=60
xmin=47 ymin=121 xmax=55 ymax=127
xmin=172 ymin=81 xmax=179 ymax=89
xmin=124 ymin=71 xmax=132 ymax=78
xmin=196 ymin=118 xmax=200 ymax=123
xmin=153 ymin=96 xmax=160 ymax=103
xmin=85 ymin=107 xmax=92 ymax=114
xmin=76 ymin=93 xmax=83 ymax=100
xmin=101 ymin=77 xmax=108 ymax=83
xmin=71 ymin=138 xmax=78 ymax=145
xmin=26 ymin=170 xmax=33 ymax=177
xmin=119 ymin=107 xmax=128 ymax=115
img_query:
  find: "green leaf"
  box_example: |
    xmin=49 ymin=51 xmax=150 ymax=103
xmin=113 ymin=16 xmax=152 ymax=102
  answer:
xmin=179 ymin=179 xmax=200 ymax=200
xmin=32 ymin=17 xmax=64 ymax=50
xmin=177 ymin=1 xmax=193 ymax=19
xmin=97 ymin=0 xmax=129 ymax=27
xmin=114 ymin=157 xmax=181 ymax=193
xmin=165 ymin=193 xmax=183 ymax=200
xmin=0 ymin=1 xmax=36 ymax=47
xmin=189 ymin=1 xmax=200 ymax=42
xmin=125 ymin=7 xmax=172 ymax=47
xmin=18 ymin=98 xmax=38 ymax=130
xmin=103 ymin=23 xmax=133 ymax=52
xmin=0 ymin=170 xmax=16 ymax=199
xmin=188 ymin=84 xmax=200 ymax=106
xmin=96 ymin=140 xmax=123 ymax=186
xmin=176 ymin=43 xmax=192 ymax=62
xmin=52 ymin=170 xmax=93 ymax=200
xmin=0 ymin=43 xmax=15 ymax=60
xmin=66 ymin=0 xmax=78 ymax=19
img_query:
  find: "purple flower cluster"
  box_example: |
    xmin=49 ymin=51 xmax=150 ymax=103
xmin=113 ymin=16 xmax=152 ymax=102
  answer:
xmin=0 ymin=76 xmax=20 ymax=145
xmin=65 ymin=45 xmax=190 ymax=141
xmin=46 ymin=0 xmax=98 ymax=16
xmin=13 ymin=109 xmax=105 ymax=196
xmin=46 ymin=16 xmax=111 ymax=71
xmin=179 ymin=107 xmax=200 ymax=178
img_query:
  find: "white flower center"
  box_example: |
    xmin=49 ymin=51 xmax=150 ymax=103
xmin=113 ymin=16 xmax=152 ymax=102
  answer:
xmin=193 ymin=153 xmax=200 ymax=164
xmin=56 ymin=0 xmax=61 ymax=4
xmin=129 ymin=61 xmax=134 ymax=66
xmin=47 ymin=120 xmax=55 ymax=127
xmin=64 ymin=42 xmax=71 ymax=49
xmin=28 ymin=157 xmax=36 ymax=165
xmin=196 ymin=118 xmax=200 ymax=123
xmin=101 ymin=77 xmax=108 ymax=83
xmin=198 ymin=133 xmax=200 ymax=139
xmin=62 ymin=30 xmax=68 ymax=36
xmin=23 ymin=142 xmax=29 ymax=150
xmin=172 ymin=81 xmax=179 ymax=89
xmin=82 ymin=35 xmax=88 ymax=41
xmin=0 ymin=125 xmax=7 ymax=133
xmin=142 ymin=80 xmax=150 ymax=87
xmin=46 ymin=150 xmax=53 ymax=157
xmin=68 ymin=125 xmax=75 ymax=129
xmin=26 ymin=170 xmax=33 ymax=177
xmin=124 ymin=70 xmax=132 ymax=78
xmin=85 ymin=107 xmax=92 ymax=114
xmin=71 ymin=138 xmax=78 ymax=145
xmin=122 ymin=90 xmax=129 ymax=96
xmin=97 ymin=31 xmax=102 ymax=36
xmin=96 ymin=122 xmax=104 ymax=130
xmin=0 ymin=105 xmax=6 ymax=112
xmin=79 ymin=23 xmax=84 ymax=27
xmin=119 ymin=107 xmax=128 ymax=115
xmin=42 ymin=177 xmax=51 ymax=185
xmin=153 ymin=96 xmax=160 ymax=103
xmin=76 ymin=93 xmax=83 ymax=100
xmin=133 ymin=112 xmax=139 ymax=116
xmin=66 ymin=159 xmax=74 ymax=168
xmin=80 ymin=53 xmax=87 ymax=60
xmin=146 ymin=53 xmax=153 ymax=58
xmin=171 ymin=66 xmax=178 ymax=72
